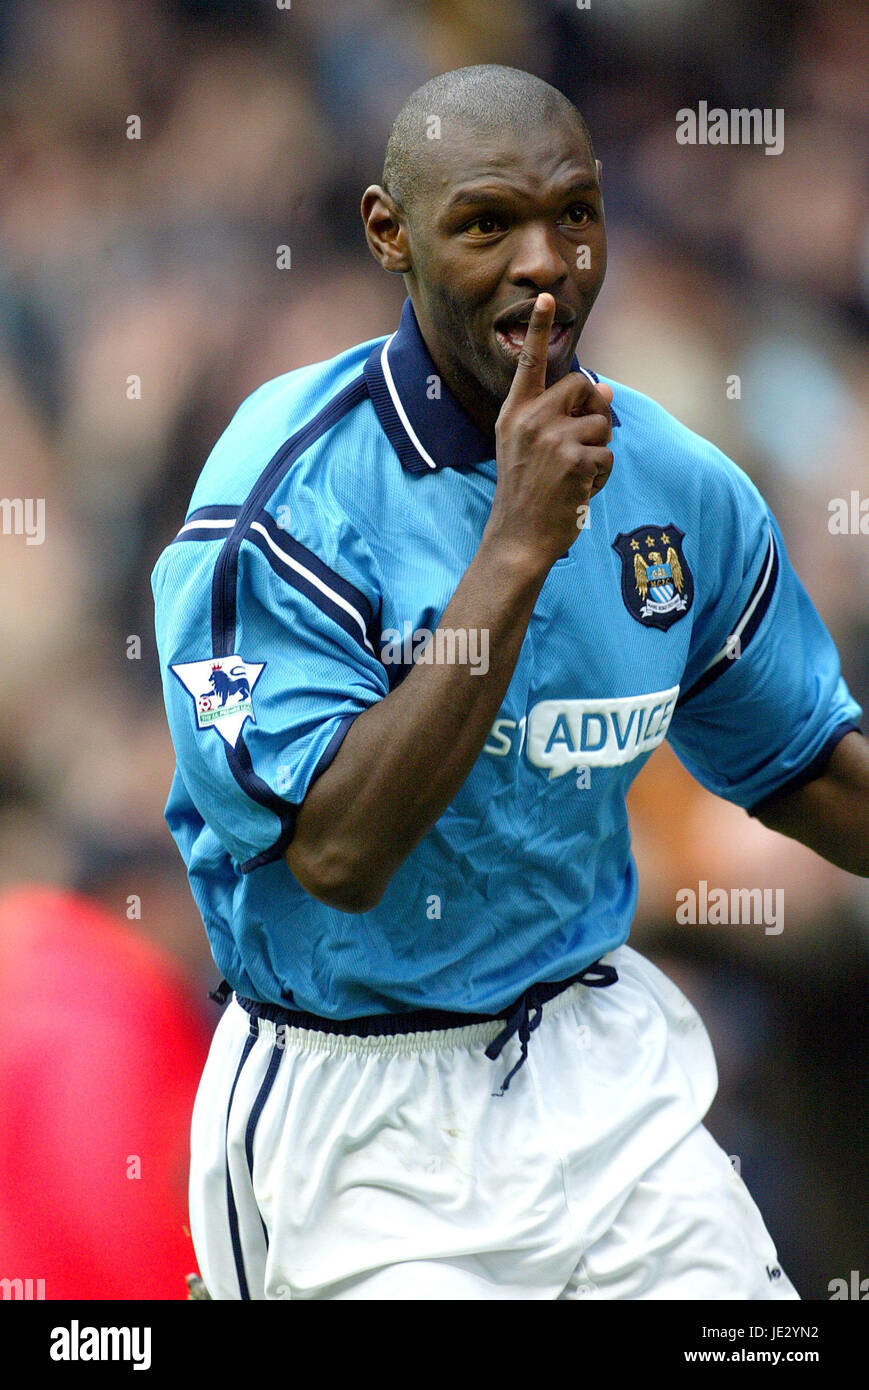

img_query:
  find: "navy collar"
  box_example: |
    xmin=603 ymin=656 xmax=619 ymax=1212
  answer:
xmin=364 ymin=296 xmax=616 ymax=475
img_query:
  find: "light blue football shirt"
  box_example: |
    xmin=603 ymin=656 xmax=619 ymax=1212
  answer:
xmin=152 ymin=296 xmax=861 ymax=1016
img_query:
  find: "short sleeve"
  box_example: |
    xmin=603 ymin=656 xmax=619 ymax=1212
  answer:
xmin=153 ymin=507 xmax=388 ymax=872
xmin=667 ymin=471 xmax=862 ymax=812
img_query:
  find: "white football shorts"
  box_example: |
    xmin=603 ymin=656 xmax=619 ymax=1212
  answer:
xmin=188 ymin=944 xmax=800 ymax=1300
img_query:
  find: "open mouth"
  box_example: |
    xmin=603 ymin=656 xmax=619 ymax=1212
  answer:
xmin=493 ymin=319 xmax=573 ymax=361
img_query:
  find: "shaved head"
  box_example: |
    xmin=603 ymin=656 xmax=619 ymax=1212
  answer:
xmin=383 ymin=65 xmax=594 ymax=224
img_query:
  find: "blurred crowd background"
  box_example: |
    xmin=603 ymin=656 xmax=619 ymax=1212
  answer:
xmin=0 ymin=0 xmax=867 ymax=1298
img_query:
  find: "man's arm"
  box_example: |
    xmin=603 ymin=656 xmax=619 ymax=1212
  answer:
xmin=753 ymin=730 xmax=869 ymax=876
xmin=285 ymin=534 xmax=547 ymax=911
xmin=285 ymin=295 xmax=614 ymax=911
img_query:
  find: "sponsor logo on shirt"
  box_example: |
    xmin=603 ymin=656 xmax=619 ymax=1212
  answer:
xmin=485 ymin=687 xmax=680 ymax=778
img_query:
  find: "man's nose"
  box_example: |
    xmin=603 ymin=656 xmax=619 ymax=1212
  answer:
xmin=507 ymin=223 xmax=570 ymax=289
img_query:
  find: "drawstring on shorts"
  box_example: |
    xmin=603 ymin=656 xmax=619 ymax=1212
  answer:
xmin=217 ymin=958 xmax=620 ymax=1098
xmin=484 ymin=961 xmax=619 ymax=1096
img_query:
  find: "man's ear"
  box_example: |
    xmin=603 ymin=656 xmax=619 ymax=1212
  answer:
xmin=360 ymin=185 xmax=412 ymax=274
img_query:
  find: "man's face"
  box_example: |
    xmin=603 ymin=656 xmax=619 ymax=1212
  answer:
xmin=392 ymin=116 xmax=607 ymax=418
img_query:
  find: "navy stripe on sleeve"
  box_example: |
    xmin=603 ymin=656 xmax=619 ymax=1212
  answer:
xmin=188 ymin=506 xmax=244 ymax=523
xmin=229 ymin=738 xmax=298 ymax=873
xmin=237 ymin=713 xmax=356 ymax=874
xmin=245 ymin=512 xmax=378 ymax=656
xmin=747 ymin=720 xmax=862 ymax=818
xmin=173 ymin=506 xmax=242 ymax=543
xmin=211 ymin=375 xmax=369 ymax=658
xmin=204 ymin=373 xmax=371 ymax=861
xmin=252 ymin=509 xmax=376 ymax=629
xmin=677 ymin=527 xmax=778 ymax=708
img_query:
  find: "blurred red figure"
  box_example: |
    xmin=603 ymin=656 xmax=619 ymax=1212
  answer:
xmin=0 ymin=885 xmax=209 ymax=1299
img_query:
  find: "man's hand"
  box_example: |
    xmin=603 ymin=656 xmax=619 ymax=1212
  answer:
xmin=285 ymin=296 xmax=620 ymax=911
xmin=286 ymin=296 xmax=617 ymax=910
xmin=487 ymin=292 xmax=614 ymax=574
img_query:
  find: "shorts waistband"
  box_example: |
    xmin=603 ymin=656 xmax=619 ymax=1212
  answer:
xmin=230 ymin=959 xmax=619 ymax=1096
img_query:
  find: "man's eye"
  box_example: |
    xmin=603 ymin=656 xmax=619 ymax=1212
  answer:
xmin=464 ymin=214 xmax=504 ymax=235
xmin=562 ymin=204 xmax=592 ymax=227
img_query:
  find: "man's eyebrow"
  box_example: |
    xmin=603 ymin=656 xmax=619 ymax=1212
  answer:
xmin=442 ymin=177 xmax=599 ymax=214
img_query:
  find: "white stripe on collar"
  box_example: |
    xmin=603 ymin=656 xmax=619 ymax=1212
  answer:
xmin=380 ymin=335 xmax=439 ymax=472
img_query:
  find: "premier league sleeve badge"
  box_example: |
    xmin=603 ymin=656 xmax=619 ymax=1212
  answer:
xmin=612 ymin=525 xmax=694 ymax=631
xmin=171 ymin=655 xmax=265 ymax=748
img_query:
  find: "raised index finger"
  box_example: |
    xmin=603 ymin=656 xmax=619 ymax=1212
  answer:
xmin=503 ymin=292 xmax=555 ymax=405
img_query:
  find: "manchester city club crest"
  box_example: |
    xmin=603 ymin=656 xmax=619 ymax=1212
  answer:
xmin=171 ymin=655 xmax=265 ymax=748
xmin=612 ymin=524 xmax=693 ymax=631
